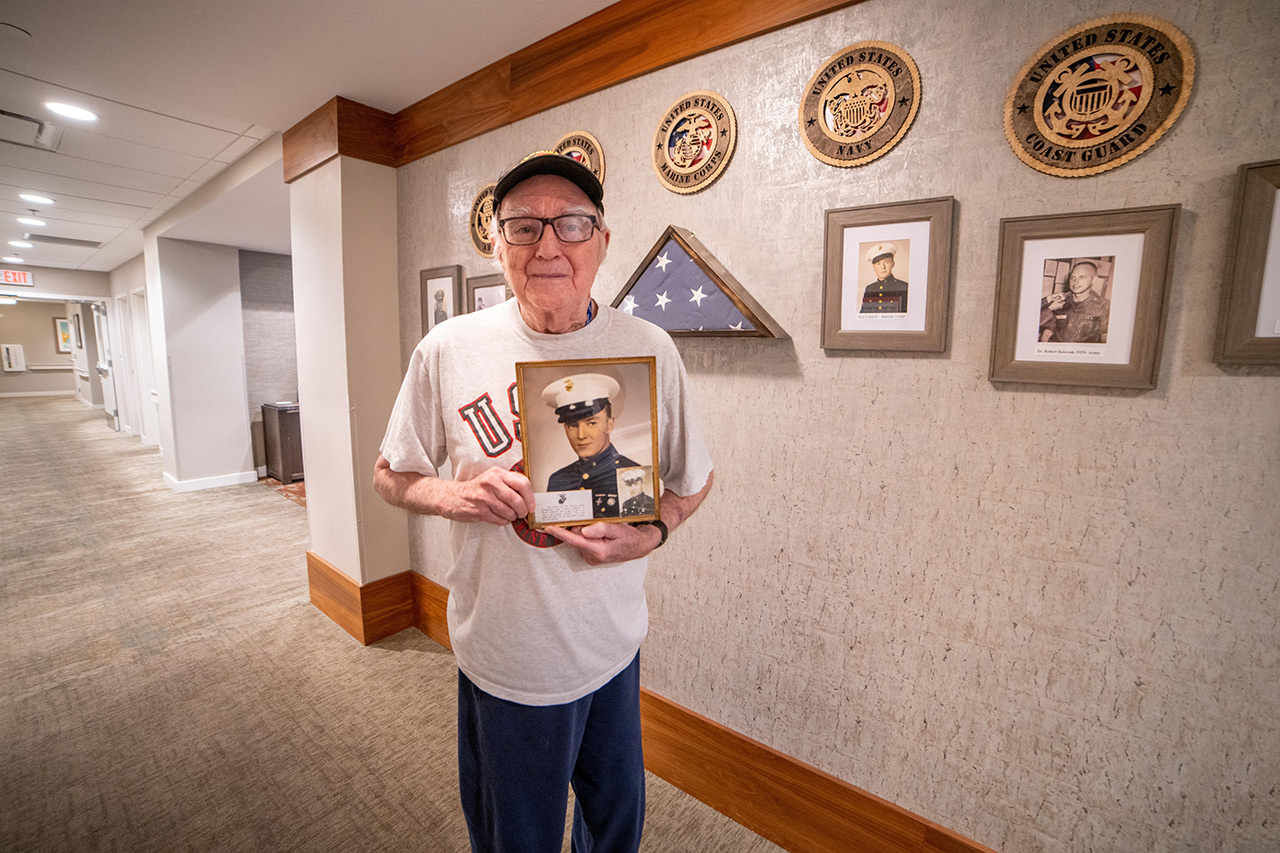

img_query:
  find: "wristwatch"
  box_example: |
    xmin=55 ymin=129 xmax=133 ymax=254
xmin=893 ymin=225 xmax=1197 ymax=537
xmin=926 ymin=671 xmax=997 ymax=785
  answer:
xmin=631 ymin=518 xmax=668 ymax=548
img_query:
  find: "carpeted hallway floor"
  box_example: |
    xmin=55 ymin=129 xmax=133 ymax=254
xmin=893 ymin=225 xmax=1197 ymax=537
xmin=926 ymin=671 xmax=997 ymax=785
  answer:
xmin=0 ymin=397 xmax=781 ymax=853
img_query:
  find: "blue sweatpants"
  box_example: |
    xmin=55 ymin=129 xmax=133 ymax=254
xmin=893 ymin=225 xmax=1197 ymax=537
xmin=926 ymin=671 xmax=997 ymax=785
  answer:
xmin=457 ymin=652 xmax=645 ymax=853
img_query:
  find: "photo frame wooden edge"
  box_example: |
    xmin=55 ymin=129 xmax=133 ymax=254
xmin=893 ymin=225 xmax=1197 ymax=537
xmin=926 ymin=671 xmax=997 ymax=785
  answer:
xmin=821 ymin=196 xmax=956 ymax=352
xmin=515 ymin=356 xmax=660 ymax=530
xmin=419 ymin=265 xmax=464 ymax=335
xmin=1214 ymin=159 xmax=1280 ymax=365
xmin=463 ymin=272 xmax=511 ymax=315
xmin=988 ymin=204 xmax=1181 ymax=389
xmin=53 ymin=317 xmax=72 ymax=353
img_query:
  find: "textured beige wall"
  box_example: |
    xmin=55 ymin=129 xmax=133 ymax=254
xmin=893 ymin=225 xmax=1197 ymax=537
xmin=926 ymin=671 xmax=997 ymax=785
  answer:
xmin=394 ymin=1 xmax=1280 ymax=850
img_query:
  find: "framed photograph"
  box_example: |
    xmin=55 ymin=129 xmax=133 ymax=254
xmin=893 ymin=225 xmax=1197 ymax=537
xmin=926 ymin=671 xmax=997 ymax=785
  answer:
xmin=990 ymin=205 xmax=1180 ymax=389
xmin=464 ymin=273 xmax=511 ymax=314
xmin=72 ymin=312 xmax=82 ymax=348
xmin=822 ymin=196 xmax=955 ymax=351
xmin=1215 ymin=159 xmax=1280 ymax=364
xmin=53 ymin=317 xmax=72 ymax=353
xmin=419 ymin=265 xmax=463 ymax=334
xmin=515 ymin=357 xmax=659 ymax=528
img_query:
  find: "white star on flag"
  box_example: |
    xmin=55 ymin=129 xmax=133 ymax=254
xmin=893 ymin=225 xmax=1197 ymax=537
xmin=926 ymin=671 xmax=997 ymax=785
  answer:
xmin=655 ymin=291 xmax=671 ymax=310
xmin=621 ymin=295 xmax=638 ymax=314
xmin=729 ymin=320 xmax=745 ymax=330
xmin=655 ymin=252 xmax=671 ymax=272
xmin=689 ymin=286 xmax=707 ymax=307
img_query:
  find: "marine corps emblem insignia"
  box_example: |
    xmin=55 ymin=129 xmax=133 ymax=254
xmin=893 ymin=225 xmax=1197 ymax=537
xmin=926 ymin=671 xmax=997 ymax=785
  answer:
xmin=800 ymin=41 xmax=920 ymax=168
xmin=554 ymin=131 xmax=606 ymax=186
xmin=1004 ymin=15 xmax=1194 ymax=177
xmin=469 ymin=183 xmax=496 ymax=258
xmin=652 ymin=90 xmax=737 ymax=194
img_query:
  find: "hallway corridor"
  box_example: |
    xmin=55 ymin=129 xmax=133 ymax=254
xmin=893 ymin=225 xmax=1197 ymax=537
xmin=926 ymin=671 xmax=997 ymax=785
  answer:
xmin=0 ymin=397 xmax=778 ymax=852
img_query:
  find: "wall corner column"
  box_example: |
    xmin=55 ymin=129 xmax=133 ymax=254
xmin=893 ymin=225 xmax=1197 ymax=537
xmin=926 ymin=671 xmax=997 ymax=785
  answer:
xmin=288 ymin=124 xmax=409 ymax=600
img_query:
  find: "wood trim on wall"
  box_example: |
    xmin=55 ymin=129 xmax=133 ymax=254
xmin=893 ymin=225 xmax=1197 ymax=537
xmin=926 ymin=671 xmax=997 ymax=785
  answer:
xmin=305 ymin=551 xmax=414 ymax=645
xmin=304 ymin=570 xmax=995 ymax=853
xmin=283 ymin=0 xmax=865 ymax=181
xmin=283 ymin=97 xmax=397 ymax=184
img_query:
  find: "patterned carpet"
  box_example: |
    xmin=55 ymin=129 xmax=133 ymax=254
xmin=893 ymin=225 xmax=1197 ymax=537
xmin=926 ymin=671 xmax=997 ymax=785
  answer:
xmin=0 ymin=397 xmax=779 ymax=853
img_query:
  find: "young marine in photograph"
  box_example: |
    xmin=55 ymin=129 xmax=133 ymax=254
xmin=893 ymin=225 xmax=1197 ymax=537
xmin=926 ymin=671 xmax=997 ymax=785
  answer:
xmin=860 ymin=241 xmax=909 ymax=313
xmin=542 ymin=372 xmax=639 ymax=518
xmin=373 ymin=150 xmax=714 ymax=853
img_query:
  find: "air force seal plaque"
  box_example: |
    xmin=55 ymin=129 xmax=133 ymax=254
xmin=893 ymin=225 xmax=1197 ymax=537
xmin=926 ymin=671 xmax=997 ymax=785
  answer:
xmin=1004 ymin=15 xmax=1194 ymax=177
xmin=652 ymin=91 xmax=737 ymax=194
xmin=469 ymin=183 xmax=496 ymax=258
xmin=800 ymin=41 xmax=920 ymax=168
xmin=554 ymin=131 xmax=606 ymax=186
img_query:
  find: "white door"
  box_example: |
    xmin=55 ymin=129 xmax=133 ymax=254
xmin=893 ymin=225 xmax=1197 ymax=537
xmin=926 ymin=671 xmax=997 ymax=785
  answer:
xmin=92 ymin=303 xmax=119 ymax=430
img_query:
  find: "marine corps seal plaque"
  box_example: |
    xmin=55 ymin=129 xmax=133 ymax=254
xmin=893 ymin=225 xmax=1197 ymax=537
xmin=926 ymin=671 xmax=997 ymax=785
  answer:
xmin=1004 ymin=15 xmax=1194 ymax=177
xmin=554 ymin=131 xmax=606 ymax=186
xmin=800 ymin=41 xmax=920 ymax=168
xmin=469 ymin=183 xmax=496 ymax=258
xmin=652 ymin=90 xmax=737 ymax=194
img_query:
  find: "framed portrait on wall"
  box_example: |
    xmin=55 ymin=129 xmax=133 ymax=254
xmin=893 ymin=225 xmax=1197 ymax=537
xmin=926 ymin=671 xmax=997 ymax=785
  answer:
xmin=821 ymin=197 xmax=955 ymax=351
xmin=1214 ymin=158 xmax=1280 ymax=364
xmin=464 ymin=273 xmax=510 ymax=314
xmin=53 ymin=317 xmax=72 ymax=353
xmin=515 ymin=357 xmax=659 ymax=528
xmin=989 ymin=205 xmax=1180 ymax=389
xmin=419 ymin=265 xmax=463 ymax=334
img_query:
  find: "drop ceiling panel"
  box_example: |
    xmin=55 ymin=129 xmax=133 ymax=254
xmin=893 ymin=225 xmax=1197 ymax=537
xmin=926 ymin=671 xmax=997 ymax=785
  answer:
xmin=0 ymin=145 xmax=183 ymax=195
xmin=185 ymin=160 xmax=228 ymax=185
xmin=0 ymin=165 xmax=166 ymax=209
xmin=56 ymin=128 xmax=211 ymax=179
xmin=18 ymin=218 xmax=122 ymax=243
xmin=0 ymin=186 xmax=150 ymax=222
xmin=212 ymin=135 xmax=261 ymax=165
xmin=0 ymin=69 xmax=245 ymax=159
xmin=0 ymin=200 xmax=141 ymax=229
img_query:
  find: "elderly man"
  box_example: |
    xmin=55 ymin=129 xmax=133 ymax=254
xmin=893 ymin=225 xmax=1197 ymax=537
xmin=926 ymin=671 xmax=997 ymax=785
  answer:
xmin=373 ymin=151 xmax=714 ymax=853
xmin=859 ymin=242 xmax=909 ymax=313
xmin=1039 ymin=260 xmax=1111 ymax=343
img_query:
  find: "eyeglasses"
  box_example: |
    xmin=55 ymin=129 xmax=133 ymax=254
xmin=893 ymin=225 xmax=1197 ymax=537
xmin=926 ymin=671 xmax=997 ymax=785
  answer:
xmin=498 ymin=214 xmax=599 ymax=245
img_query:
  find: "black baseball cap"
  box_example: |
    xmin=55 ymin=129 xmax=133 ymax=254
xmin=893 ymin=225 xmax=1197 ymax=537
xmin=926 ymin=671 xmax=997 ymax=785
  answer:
xmin=493 ymin=151 xmax=604 ymax=214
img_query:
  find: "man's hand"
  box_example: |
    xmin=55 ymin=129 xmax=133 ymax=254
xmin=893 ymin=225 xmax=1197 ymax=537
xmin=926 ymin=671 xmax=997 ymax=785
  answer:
xmin=373 ymin=455 xmax=533 ymax=525
xmin=545 ymin=522 xmax=662 ymax=566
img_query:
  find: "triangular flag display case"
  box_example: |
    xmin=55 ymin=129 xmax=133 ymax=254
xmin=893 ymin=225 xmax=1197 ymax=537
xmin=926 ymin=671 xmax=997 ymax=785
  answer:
xmin=612 ymin=225 xmax=787 ymax=339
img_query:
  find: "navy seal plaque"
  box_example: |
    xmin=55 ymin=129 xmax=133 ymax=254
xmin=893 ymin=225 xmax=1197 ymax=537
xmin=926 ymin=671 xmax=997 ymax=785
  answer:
xmin=652 ymin=90 xmax=737 ymax=194
xmin=1004 ymin=15 xmax=1194 ymax=177
xmin=800 ymin=41 xmax=921 ymax=168
xmin=469 ymin=183 xmax=496 ymax=257
xmin=554 ymin=131 xmax=606 ymax=186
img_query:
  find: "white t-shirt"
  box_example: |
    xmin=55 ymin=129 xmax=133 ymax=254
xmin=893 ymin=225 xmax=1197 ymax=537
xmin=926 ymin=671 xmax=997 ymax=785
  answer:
xmin=380 ymin=298 xmax=713 ymax=705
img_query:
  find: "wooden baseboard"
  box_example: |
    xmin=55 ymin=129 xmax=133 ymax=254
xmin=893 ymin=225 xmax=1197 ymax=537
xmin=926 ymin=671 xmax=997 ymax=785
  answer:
xmin=305 ymin=551 xmax=414 ymax=645
xmin=306 ymin=567 xmax=993 ymax=852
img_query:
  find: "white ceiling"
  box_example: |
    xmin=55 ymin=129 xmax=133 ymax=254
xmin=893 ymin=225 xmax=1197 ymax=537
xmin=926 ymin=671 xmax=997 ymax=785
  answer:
xmin=0 ymin=0 xmax=616 ymax=273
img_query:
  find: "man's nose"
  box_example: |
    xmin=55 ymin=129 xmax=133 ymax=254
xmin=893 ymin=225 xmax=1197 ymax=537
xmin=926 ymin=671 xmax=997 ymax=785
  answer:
xmin=534 ymin=224 xmax=563 ymax=258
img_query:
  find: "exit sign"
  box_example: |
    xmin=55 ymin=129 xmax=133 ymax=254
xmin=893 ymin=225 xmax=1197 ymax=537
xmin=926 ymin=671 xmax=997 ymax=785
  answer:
xmin=1 ymin=269 xmax=33 ymax=286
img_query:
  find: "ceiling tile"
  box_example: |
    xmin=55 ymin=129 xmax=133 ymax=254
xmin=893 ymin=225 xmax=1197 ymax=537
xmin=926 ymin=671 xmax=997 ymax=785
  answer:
xmin=0 ymin=165 xmax=166 ymax=209
xmin=56 ymin=127 xmax=210 ymax=179
xmin=0 ymin=145 xmax=183 ymax=195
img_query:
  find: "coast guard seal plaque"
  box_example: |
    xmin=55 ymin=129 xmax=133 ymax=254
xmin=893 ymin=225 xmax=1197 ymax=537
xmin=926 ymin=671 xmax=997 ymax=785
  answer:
xmin=1004 ymin=15 xmax=1194 ymax=177
xmin=652 ymin=90 xmax=737 ymax=194
xmin=469 ymin=183 xmax=496 ymax=257
xmin=800 ymin=41 xmax=920 ymax=168
xmin=554 ymin=131 xmax=606 ymax=186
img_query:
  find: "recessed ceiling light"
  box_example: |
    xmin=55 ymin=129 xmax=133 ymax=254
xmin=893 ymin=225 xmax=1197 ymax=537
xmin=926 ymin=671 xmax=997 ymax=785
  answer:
xmin=45 ymin=102 xmax=98 ymax=122
xmin=17 ymin=217 xmax=46 ymax=227
xmin=19 ymin=193 xmax=54 ymax=205
xmin=3 ymin=256 xmax=25 ymax=263
xmin=8 ymin=240 xmax=33 ymax=249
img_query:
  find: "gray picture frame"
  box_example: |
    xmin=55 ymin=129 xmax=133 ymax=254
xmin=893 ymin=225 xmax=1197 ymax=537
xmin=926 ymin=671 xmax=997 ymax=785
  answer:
xmin=821 ymin=196 xmax=955 ymax=352
xmin=989 ymin=205 xmax=1180 ymax=389
xmin=420 ymin=265 xmax=463 ymax=335
xmin=1214 ymin=159 xmax=1280 ymax=365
